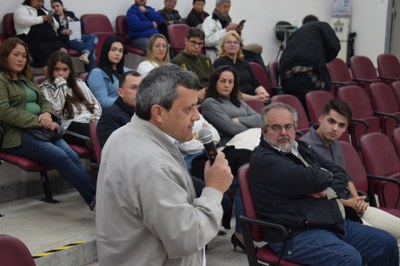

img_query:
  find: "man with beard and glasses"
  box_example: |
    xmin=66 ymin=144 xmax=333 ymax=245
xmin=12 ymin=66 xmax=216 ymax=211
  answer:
xmin=248 ymin=102 xmax=398 ymax=266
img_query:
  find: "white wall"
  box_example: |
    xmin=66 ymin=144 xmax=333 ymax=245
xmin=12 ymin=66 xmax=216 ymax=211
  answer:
xmin=0 ymin=0 xmax=389 ymax=64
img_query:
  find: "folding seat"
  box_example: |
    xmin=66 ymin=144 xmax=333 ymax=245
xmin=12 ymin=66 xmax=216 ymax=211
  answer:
xmin=350 ymin=55 xmax=383 ymax=97
xmin=244 ymin=99 xmax=265 ymax=113
xmin=369 ymin=82 xmax=400 ymax=138
xmin=360 ymin=133 xmax=400 ymax=209
xmin=115 ymin=15 xmax=146 ymax=57
xmin=267 ymin=60 xmax=281 ymax=91
xmin=392 ymin=127 xmax=400 ymax=159
xmin=391 ymin=80 xmax=400 ymax=106
xmin=3 ymin=13 xmax=16 ymax=39
xmin=340 ymin=141 xmax=400 ymax=216
xmin=271 ymin=94 xmax=311 ymax=137
xmin=167 ymin=23 xmax=190 ymax=58
xmin=377 ymin=53 xmax=400 ymax=82
xmin=0 ymin=125 xmax=57 ymax=203
xmin=337 ymin=85 xmax=381 ymax=150
xmin=0 ymin=235 xmax=35 ymax=266
xmin=326 ymin=57 xmax=356 ymax=96
xmin=238 ymin=164 xmax=303 ymax=266
xmin=249 ymin=62 xmax=273 ymax=96
xmin=305 ymin=90 xmax=333 ymax=124
xmin=80 ymin=14 xmax=115 ymax=64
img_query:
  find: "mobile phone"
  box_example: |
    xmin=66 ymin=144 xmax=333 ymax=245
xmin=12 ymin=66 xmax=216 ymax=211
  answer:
xmin=48 ymin=10 xmax=54 ymax=17
xmin=239 ymin=20 xmax=246 ymax=26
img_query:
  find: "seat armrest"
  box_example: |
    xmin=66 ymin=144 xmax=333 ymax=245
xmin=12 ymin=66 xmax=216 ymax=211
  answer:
xmin=367 ymin=174 xmax=400 ymax=208
xmin=352 ymin=78 xmax=382 ymax=84
xmin=63 ymin=130 xmax=92 ymax=149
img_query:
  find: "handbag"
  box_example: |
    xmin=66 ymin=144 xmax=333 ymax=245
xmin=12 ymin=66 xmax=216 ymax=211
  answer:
xmin=27 ymin=126 xmax=64 ymax=142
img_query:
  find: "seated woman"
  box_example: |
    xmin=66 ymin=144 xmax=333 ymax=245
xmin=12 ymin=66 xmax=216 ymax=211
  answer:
xmin=137 ymin=34 xmax=169 ymax=77
xmin=14 ymin=0 xmax=67 ymax=73
xmin=213 ymin=31 xmax=270 ymax=103
xmin=50 ymin=0 xmax=97 ymax=71
xmin=202 ymin=65 xmax=261 ymax=145
xmin=87 ymin=36 xmax=130 ymax=108
xmin=40 ymin=51 xmax=102 ymax=146
xmin=0 ymin=38 xmax=95 ymax=210
xmin=202 ymin=65 xmax=261 ymax=250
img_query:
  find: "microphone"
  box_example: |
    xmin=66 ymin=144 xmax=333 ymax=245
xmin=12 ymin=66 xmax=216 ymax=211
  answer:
xmin=198 ymin=128 xmax=218 ymax=165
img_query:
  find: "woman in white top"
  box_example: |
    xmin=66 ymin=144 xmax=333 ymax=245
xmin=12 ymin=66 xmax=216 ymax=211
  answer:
xmin=40 ymin=51 xmax=101 ymax=146
xmin=137 ymin=33 xmax=169 ymax=77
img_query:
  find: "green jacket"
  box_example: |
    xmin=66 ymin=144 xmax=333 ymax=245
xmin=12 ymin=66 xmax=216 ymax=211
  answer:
xmin=0 ymin=71 xmax=55 ymax=148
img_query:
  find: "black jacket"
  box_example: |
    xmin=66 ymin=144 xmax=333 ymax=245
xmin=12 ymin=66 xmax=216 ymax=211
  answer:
xmin=279 ymin=21 xmax=340 ymax=89
xmin=97 ymin=97 xmax=134 ymax=147
xmin=248 ymin=138 xmax=350 ymax=242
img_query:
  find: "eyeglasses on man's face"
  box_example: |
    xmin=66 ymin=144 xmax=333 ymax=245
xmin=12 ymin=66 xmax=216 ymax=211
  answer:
xmin=267 ymin=123 xmax=295 ymax=132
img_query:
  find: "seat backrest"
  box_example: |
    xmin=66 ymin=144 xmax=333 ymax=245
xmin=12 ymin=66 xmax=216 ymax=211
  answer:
xmin=350 ymin=55 xmax=379 ymax=80
xmin=393 ymin=127 xmax=400 ymax=159
xmin=167 ymin=23 xmax=190 ymax=58
xmin=238 ymin=164 xmax=263 ymax=242
xmin=271 ymin=94 xmax=310 ymax=134
xmin=3 ymin=13 xmax=16 ymax=39
xmin=369 ymin=82 xmax=399 ymax=113
xmin=0 ymin=235 xmax=35 ymax=266
xmin=244 ymin=99 xmax=265 ymax=113
xmin=115 ymin=15 xmax=129 ymax=44
xmin=78 ymin=72 xmax=89 ymax=82
xmin=361 ymin=132 xmax=400 ymax=177
xmin=90 ymin=121 xmax=101 ymax=164
xmin=267 ymin=60 xmax=280 ymax=88
xmin=80 ymin=14 xmax=113 ymax=34
xmin=377 ymin=53 xmax=400 ymax=79
xmin=391 ymin=80 xmax=400 ymax=107
xmin=326 ymin=57 xmax=353 ymax=83
xmin=340 ymin=141 xmax=369 ymax=193
xmin=249 ymin=62 xmax=272 ymax=95
xmin=337 ymin=85 xmax=375 ymax=119
xmin=305 ymin=90 xmax=333 ymax=124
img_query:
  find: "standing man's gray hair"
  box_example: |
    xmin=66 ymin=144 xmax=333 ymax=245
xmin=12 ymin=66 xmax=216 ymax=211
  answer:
xmin=260 ymin=102 xmax=298 ymax=129
xmin=215 ymin=0 xmax=230 ymax=7
xmin=136 ymin=64 xmax=200 ymax=120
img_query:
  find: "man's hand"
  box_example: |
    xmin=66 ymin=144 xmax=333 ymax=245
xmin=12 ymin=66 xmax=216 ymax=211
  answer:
xmin=226 ymin=22 xmax=238 ymax=31
xmin=236 ymin=23 xmax=244 ymax=33
xmin=138 ymin=5 xmax=147 ymax=13
xmin=254 ymin=86 xmax=270 ymax=103
xmin=341 ymin=196 xmax=368 ymax=213
xmin=203 ymin=153 xmax=233 ymax=193
xmin=152 ymin=21 xmax=158 ymax=28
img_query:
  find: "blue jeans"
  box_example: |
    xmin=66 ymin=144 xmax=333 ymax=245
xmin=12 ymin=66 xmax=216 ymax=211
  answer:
xmin=130 ymin=37 xmax=149 ymax=52
xmin=269 ymin=219 xmax=399 ymax=266
xmin=234 ymin=188 xmax=244 ymax=233
xmin=69 ymin=34 xmax=97 ymax=71
xmin=6 ymin=131 xmax=96 ymax=207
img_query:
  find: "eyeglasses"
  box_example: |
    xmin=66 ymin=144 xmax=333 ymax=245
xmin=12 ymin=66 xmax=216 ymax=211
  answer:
xmin=225 ymin=40 xmax=240 ymax=46
xmin=154 ymin=44 xmax=168 ymax=49
xmin=267 ymin=123 xmax=295 ymax=132
xmin=189 ymin=40 xmax=204 ymax=47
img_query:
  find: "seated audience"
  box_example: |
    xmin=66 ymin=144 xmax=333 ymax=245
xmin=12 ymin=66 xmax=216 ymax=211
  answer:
xmin=171 ymin=28 xmax=213 ymax=102
xmin=126 ymin=0 xmax=165 ymax=51
xmin=40 ymin=51 xmax=101 ymax=146
xmin=202 ymin=65 xmax=261 ymax=145
xmin=87 ymin=36 xmax=130 ymax=108
xmin=249 ymin=102 xmax=399 ymax=265
xmin=50 ymin=0 xmax=97 ymax=71
xmin=97 ymin=71 xmax=142 ymax=147
xmin=186 ymin=0 xmax=210 ymax=28
xmin=300 ymin=99 xmax=400 ymax=247
xmin=202 ymin=0 xmax=243 ymax=59
xmin=0 ymin=38 xmax=96 ymax=210
xmin=137 ymin=34 xmax=169 ymax=77
xmin=214 ymin=31 xmax=270 ymax=103
xmin=14 ymin=0 xmax=67 ymax=73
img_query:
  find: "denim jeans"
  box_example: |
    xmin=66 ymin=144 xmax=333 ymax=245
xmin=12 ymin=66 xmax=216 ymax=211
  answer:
xmin=130 ymin=37 xmax=149 ymax=52
xmin=269 ymin=219 xmax=399 ymax=266
xmin=6 ymin=131 xmax=96 ymax=207
xmin=69 ymin=34 xmax=97 ymax=71
xmin=234 ymin=188 xmax=244 ymax=233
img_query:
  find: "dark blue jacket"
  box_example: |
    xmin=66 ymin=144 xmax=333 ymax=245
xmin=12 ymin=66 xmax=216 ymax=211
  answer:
xmin=126 ymin=4 xmax=164 ymax=40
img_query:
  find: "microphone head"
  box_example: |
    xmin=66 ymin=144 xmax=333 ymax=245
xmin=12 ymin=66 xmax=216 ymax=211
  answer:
xmin=198 ymin=128 xmax=213 ymax=144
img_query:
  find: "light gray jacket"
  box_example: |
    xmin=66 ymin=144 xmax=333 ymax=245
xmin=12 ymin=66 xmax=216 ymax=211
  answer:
xmin=96 ymin=114 xmax=223 ymax=266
